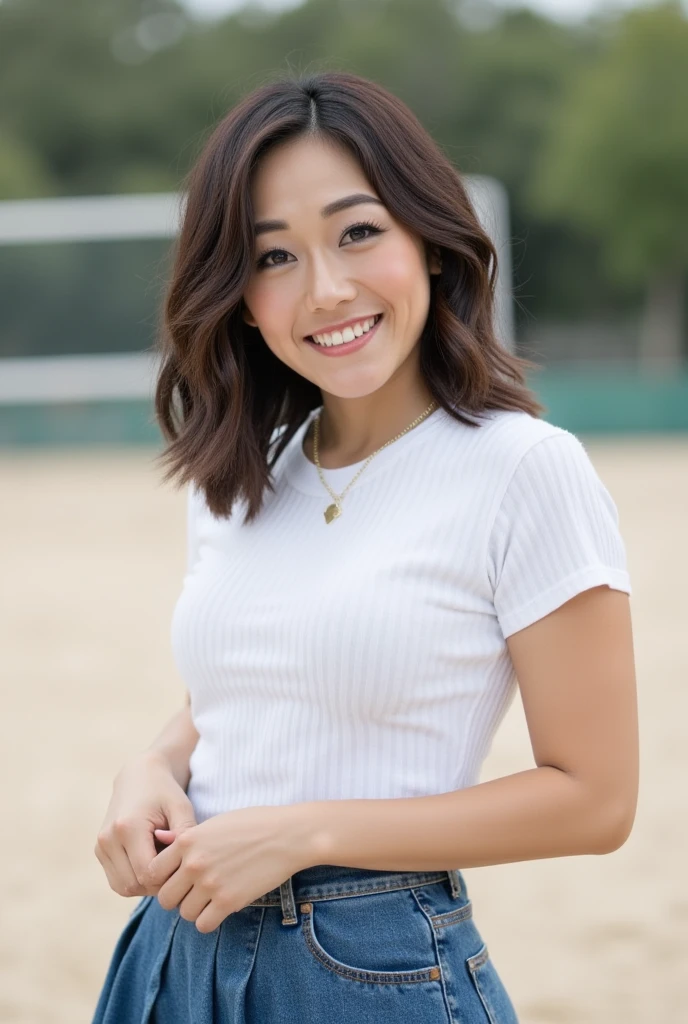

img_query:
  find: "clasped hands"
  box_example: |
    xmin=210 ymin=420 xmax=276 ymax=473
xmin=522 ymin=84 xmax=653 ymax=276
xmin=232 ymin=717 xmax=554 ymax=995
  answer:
xmin=144 ymin=803 xmax=314 ymax=934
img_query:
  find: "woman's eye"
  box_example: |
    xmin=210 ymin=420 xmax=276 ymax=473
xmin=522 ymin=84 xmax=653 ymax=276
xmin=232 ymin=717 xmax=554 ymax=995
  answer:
xmin=256 ymin=248 xmax=292 ymax=269
xmin=345 ymin=225 xmax=371 ymax=243
xmin=343 ymin=221 xmax=384 ymax=244
xmin=255 ymin=221 xmax=384 ymax=270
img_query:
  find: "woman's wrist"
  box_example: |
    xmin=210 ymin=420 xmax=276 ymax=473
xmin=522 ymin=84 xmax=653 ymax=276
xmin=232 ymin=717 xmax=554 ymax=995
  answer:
xmin=117 ymin=747 xmax=175 ymax=783
xmin=142 ymin=745 xmax=191 ymax=790
xmin=139 ymin=702 xmax=199 ymax=789
xmin=138 ymin=747 xmax=176 ymax=772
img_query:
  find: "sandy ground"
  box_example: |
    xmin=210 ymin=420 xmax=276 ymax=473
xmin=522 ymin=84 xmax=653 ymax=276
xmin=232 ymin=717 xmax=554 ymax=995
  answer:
xmin=0 ymin=436 xmax=686 ymax=1024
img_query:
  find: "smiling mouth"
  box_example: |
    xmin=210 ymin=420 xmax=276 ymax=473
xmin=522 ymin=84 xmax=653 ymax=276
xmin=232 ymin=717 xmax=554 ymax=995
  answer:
xmin=305 ymin=313 xmax=383 ymax=348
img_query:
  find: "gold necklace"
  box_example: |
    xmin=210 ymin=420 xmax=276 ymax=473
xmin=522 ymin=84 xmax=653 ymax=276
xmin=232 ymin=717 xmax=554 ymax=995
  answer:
xmin=312 ymin=400 xmax=437 ymax=524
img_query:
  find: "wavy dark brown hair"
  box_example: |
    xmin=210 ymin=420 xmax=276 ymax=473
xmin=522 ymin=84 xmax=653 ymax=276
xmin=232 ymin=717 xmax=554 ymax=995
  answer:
xmin=154 ymin=70 xmax=545 ymax=523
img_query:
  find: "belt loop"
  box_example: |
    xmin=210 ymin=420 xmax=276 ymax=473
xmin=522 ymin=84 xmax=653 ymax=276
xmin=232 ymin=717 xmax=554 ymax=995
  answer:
xmin=447 ymin=868 xmax=462 ymax=899
xmin=280 ymin=875 xmax=298 ymax=926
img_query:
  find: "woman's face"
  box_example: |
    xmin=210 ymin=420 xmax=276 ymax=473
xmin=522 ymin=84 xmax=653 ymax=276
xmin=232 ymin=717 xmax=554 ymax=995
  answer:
xmin=242 ymin=134 xmax=440 ymax=400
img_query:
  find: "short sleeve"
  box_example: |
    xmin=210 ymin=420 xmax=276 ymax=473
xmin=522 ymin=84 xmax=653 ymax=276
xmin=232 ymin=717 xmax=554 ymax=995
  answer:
xmin=487 ymin=431 xmax=631 ymax=639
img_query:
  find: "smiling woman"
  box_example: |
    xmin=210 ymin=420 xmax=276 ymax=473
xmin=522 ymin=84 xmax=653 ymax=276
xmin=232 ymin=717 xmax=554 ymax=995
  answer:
xmin=153 ymin=70 xmax=545 ymax=519
xmin=91 ymin=70 xmax=637 ymax=1024
xmin=240 ymin=133 xmax=446 ymax=436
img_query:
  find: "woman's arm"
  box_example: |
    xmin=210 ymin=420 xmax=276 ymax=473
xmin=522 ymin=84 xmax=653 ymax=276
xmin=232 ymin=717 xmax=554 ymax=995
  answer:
xmin=296 ymin=585 xmax=638 ymax=871
xmin=139 ymin=694 xmax=200 ymax=792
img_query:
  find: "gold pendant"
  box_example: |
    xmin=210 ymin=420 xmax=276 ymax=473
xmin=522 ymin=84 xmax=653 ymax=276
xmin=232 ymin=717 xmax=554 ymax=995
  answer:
xmin=324 ymin=503 xmax=342 ymax=524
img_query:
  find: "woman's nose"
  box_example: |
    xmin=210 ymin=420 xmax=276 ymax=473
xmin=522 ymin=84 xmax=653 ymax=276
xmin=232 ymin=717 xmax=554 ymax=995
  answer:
xmin=305 ymin=253 xmax=357 ymax=311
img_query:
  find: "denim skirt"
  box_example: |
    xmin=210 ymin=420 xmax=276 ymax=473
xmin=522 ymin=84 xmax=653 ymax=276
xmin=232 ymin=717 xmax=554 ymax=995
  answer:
xmin=92 ymin=863 xmax=519 ymax=1023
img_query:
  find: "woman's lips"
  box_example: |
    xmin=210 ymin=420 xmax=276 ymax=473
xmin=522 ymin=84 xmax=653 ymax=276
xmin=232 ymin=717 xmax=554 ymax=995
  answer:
xmin=304 ymin=315 xmax=383 ymax=357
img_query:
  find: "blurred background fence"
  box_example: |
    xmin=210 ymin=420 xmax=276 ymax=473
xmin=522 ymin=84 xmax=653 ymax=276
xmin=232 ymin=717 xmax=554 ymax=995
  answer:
xmin=0 ymin=175 xmax=516 ymax=443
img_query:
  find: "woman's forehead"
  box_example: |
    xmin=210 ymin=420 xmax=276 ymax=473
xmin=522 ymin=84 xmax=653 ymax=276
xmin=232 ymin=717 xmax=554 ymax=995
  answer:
xmin=250 ymin=136 xmax=374 ymax=214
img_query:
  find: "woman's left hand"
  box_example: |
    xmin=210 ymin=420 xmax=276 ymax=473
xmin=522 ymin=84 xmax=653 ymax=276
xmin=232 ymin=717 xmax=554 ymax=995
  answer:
xmin=145 ymin=803 xmax=318 ymax=933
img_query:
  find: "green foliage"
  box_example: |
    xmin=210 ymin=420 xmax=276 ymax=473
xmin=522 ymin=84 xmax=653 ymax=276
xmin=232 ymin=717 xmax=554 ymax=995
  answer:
xmin=530 ymin=1 xmax=688 ymax=287
xmin=0 ymin=0 xmax=595 ymax=197
xmin=0 ymin=0 xmax=197 ymax=194
xmin=0 ymin=127 xmax=54 ymax=197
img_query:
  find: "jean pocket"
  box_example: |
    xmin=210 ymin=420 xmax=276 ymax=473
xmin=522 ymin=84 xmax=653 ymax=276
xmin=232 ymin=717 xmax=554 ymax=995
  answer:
xmin=300 ymin=888 xmax=443 ymax=985
xmin=467 ymin=944 xmax=520 ymax=1024
xmin=412 ymin=873 xmax=474 ymax=930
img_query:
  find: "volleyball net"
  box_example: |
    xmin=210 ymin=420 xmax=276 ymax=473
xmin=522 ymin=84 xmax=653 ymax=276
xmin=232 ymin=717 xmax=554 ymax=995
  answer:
xmin=0 ymin=179 xmax=514 ymax=443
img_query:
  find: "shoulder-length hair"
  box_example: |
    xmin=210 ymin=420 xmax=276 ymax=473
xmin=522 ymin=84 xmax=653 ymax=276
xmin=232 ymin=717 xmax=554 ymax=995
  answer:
xmin=154 ymin=70 xmax=545 ymax=523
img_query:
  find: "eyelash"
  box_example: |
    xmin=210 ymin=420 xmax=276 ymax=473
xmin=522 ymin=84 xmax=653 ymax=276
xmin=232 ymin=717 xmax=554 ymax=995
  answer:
xmin=255 ymin=220 xmax=386 ymax=270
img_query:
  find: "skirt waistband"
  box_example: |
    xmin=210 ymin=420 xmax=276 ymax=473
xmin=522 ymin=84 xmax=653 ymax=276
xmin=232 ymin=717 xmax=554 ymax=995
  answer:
xmin=247 ymin=865 xmax=464 ymax=926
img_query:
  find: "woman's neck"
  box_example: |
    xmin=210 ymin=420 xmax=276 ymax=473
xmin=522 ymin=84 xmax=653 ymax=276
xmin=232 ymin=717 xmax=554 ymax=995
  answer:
xmin=303 ymin=387 xmax=436 ymax=470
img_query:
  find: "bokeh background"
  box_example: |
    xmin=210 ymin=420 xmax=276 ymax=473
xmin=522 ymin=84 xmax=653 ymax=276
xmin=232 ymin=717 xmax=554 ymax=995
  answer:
xmin=1 ymin=1 xmax=686 ymax=1021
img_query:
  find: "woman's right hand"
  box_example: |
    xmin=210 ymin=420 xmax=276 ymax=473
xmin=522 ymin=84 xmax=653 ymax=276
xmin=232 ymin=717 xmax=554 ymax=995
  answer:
xmin=94 ymin=751 xmax=197 ymax=898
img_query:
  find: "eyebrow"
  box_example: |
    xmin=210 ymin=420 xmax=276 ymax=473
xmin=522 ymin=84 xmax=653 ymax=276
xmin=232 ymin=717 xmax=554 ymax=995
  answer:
xmin=254 ymin=193 xmax=384 ymax=236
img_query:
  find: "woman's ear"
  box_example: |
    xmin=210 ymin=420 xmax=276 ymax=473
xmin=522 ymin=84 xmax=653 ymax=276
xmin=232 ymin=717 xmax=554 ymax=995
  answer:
xmin=239 ymin=299 xmax=254 ymax=327
xmin=242 ymin=303 xmax=258 ymax=328
xmin=427 ymin=245 xmax=442 ymax=276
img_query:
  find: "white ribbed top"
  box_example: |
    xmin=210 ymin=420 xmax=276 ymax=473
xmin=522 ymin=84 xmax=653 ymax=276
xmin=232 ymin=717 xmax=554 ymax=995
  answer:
xmin=170 ymin=406 xmax=632 ymax=824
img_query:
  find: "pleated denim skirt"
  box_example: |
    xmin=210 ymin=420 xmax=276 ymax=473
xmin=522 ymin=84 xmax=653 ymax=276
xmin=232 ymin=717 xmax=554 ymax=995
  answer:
xmin=91 ymin=862 xmax=519 ymax=1023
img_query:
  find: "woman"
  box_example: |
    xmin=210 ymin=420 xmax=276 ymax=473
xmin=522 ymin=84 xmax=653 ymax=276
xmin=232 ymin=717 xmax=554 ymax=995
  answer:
xmin=92 ymin=71 xmax=638 ymax=1023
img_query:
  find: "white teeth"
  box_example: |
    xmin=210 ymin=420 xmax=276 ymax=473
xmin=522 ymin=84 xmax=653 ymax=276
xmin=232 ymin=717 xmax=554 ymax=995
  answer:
xmin=311 ymin=314 xmax=380 ymax=347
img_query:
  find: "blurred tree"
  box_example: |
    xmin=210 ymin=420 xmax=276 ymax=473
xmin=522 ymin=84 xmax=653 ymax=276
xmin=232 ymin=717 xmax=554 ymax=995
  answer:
xmin=0 ymin=127 xmax=54 ymax=197
xmin=530 ymin=1 xmax=688 ymax=371
xmin=0 ymin=0 xmax=196 ymax=194
xmin=438 ymin=7 xmax=606 ymax=333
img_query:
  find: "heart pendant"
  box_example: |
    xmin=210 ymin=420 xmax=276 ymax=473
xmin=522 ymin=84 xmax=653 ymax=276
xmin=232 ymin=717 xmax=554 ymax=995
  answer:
xmin=324 ymin=503 xmax=342 ymax=524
